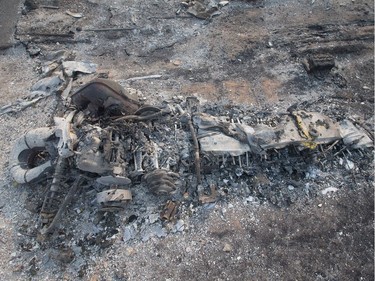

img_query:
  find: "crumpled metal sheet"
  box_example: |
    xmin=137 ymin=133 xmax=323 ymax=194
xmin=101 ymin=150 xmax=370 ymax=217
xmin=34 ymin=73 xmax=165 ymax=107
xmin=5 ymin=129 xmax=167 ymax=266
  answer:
xmin=96 ymin=189 xmax=132 ymax=204
xmin=339 ymin=119 xmax=373 ymax=149
xmin=70 ymin=78 xmax=140 ymax=116
xmin=196 ymin=110 xmax=370 ymax=156
xmin=199 ymin=132 xmax=251 ymax=156
xmin=62 ymin=61 xmax=97 ymax=77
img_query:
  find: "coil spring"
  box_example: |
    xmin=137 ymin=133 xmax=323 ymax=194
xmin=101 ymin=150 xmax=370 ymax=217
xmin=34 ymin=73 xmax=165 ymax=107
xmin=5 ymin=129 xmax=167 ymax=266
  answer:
xmin=144 ymin=169 xmax=179 ymax=194
xmin=40 ymin=158 xmax=69 ymax=224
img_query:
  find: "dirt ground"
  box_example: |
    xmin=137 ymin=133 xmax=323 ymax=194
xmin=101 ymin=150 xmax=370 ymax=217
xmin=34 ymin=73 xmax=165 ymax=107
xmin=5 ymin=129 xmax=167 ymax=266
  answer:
xmin=0 ymin=0 xmax=373 ymax=280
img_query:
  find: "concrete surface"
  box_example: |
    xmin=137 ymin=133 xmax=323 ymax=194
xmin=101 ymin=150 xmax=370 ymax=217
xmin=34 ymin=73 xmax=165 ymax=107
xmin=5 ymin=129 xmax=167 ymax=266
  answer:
xmin=0 ymin=0 xmax=22 ymax=49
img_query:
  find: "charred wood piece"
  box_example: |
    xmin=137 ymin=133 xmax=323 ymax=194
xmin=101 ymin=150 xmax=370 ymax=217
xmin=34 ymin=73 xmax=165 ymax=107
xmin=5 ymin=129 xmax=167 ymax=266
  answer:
xmin=302 ymin=54 xmax=335 ymax=73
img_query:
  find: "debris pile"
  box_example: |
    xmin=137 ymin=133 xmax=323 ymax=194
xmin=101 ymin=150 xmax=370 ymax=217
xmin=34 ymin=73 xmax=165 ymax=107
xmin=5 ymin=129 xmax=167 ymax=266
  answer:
xmin=8 ymin=78 xmax=373 ymax=239
xmin=0 ymin=50 xmax=97 ymax=116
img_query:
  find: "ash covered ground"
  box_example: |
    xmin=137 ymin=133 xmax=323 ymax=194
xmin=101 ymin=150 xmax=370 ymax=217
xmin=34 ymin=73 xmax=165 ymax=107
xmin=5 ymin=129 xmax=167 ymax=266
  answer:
xmin=0 ymin=0 xmax=373 ymax=280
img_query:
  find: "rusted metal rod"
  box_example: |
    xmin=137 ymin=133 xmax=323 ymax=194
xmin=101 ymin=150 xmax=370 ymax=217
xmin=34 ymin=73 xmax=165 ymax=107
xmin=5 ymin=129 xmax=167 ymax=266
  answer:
xmin=188 ymin=118 xmax=201 ymax=184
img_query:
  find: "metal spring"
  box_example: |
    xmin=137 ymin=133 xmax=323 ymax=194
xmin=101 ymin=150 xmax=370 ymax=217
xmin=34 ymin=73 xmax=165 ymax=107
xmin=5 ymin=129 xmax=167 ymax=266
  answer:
xmin=144 ymin=169 xmax=179 ymax=194
xmin=40 ymin=158 xmax=69 ymax=223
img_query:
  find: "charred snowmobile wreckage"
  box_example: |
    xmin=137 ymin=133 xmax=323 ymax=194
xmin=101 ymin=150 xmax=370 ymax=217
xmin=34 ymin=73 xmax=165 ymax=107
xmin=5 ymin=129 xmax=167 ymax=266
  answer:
xmin=9 ymin=79 xmax=373 ymax=235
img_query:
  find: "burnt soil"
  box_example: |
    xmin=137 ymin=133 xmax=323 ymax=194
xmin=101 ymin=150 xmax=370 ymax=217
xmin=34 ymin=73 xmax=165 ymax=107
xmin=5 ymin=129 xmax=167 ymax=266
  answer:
xmin=0 ymin=0 xmax=373 ymax=280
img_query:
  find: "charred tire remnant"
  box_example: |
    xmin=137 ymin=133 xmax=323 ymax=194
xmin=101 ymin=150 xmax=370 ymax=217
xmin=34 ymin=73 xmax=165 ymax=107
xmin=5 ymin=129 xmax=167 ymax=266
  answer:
xmin=70 ymin=78 xmax=140 ymax=116
xmin=144 ymin=169 xmax=179 ymax=194
xmin=9 ymin=127 xmax=55 ymax=184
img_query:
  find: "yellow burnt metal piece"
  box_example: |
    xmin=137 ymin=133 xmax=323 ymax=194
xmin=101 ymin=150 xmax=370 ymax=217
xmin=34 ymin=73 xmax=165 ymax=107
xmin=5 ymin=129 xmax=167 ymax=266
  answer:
xmin=291 ymin=111 xmax=318 ymax=149
xmin=301 ymin=141 xmax=318 ymax=149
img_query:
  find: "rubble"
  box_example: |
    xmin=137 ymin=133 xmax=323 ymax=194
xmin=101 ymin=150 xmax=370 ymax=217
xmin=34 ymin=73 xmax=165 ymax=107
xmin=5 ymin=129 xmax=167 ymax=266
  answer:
xmin=8 ymin=77 xmax=373 ymax=236
xmin=0 ymin=0 xmax=372 ymax=280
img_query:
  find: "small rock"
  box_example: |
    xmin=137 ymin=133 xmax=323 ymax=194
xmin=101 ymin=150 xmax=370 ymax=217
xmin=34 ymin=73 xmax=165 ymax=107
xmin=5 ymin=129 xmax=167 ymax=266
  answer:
xmin=153 ymin=224 xmax=167 ymax=238
xmin=345 ymin=159 xmax=355 ymax=170
xmin=174 ymin=219 xmax=185 ymax=232
xmin=126 ymin=247 xmax=136 ymax=256
xmin=321 ymin=187 xmax=338 ymax=195
xmin=42 ymin=62 xmax=59 ymax=75
xmin=141 ymin=224 xmax=167 ymax=241
xmin=66 ymin=10 xmax=83 ymax=18
xmin=171 ymin=60 xmax=181 ymax=66
xmin=148 ymin=213 xmax=159 ymax=224
xmin=235 ymin=167 xmax=243 ymax=177
xmin=339 ymin=158 xmax=344 ymax=165
xmin=245 ymin=196 xmax=254 ymax=202
xmin=123 ymin=225 xmax=136 ymax=242
xmin=223 ymin=243 xmax=232 ymax=252
xmin=219 ymin=1 xmax=229 ymax=7
xmin=24 ymin=0 xmax=38 ymax=11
